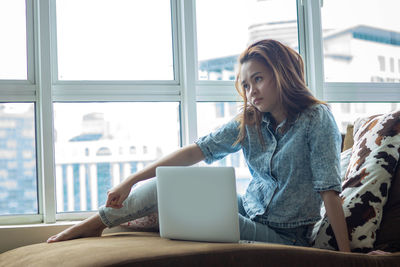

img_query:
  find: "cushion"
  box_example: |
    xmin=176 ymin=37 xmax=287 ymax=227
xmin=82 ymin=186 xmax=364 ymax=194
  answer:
xmin=120 ymin=212 xmax=159 ymax=232
xmin=341 ymin=124 xmax=400 ymax=252
xmin=342 ymin=124 xmax=354 ymax=151
xmin=312 ymin=110 xmax=400 ymax=252
xmin=340 ymin=149 xmax=352 ymax=182
xmin=374 ymin=164 xmax=400 ymax=252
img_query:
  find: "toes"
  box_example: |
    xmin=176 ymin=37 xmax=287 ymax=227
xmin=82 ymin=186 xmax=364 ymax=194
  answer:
xmin=47 ymin=235 xmax=58 ymax=243
xmin=47 ymin=233 xmax=65 ymax=243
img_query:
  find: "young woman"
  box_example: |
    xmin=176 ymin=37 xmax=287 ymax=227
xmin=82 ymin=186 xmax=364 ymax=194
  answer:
xmin=47 ymin=39 xmax=351 ymax=252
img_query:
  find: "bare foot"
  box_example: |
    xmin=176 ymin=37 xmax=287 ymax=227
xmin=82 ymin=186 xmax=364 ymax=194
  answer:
xmin=47 ymin=213 xmax=107 ymax=243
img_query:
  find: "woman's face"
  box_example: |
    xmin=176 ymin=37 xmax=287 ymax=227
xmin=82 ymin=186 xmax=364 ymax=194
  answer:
xmin=240 ymin=59 xmax=285 ymax=122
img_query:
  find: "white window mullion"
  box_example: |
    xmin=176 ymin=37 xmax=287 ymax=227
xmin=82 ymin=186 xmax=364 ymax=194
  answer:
xmin=325 ymin=82 xmax=400 ymax=102
xmin=0 ymin=215 xmax=42 ymax=225
xmin=0 ymin=82 xmax=36 ymax=101
xmin=177 ymin=0 xmax=198 ymax=146
xmin=297 ymin=0 xmax=307 ymax=82
xmin=196 ymin=81 xmax=239 ymax=102
xmin=36 ymin=0 xmax=56 ymax=224
xmin=301 ymin=0 xmax=324 ymax=99
xmin=26 ymin=0 xmax=35 ymax=85
xmin=52 ymin=82 xmax=181 ymax=102
xmin=49 ymin=0 xmax=59 ymax=85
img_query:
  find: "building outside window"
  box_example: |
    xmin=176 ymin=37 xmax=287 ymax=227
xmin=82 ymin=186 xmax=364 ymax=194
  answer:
xmin=390 ymin=57 xmax=395 ymax=73
xmin=378 ymin=56 xmax=386 ymax=72
xmin=0 ymin=104 xmax=37 ymax=215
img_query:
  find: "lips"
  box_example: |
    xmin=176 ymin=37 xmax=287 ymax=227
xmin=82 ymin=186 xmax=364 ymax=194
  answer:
xmin=253 ymin=98 xmax=263 ymax=105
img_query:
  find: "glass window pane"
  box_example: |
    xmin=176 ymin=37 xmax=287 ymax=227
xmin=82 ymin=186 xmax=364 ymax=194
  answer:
xmin=56 ymin=0 xmax=174 ymax=80
xmin=330 ymin=103 xmax=400 ymax=133
xmin=196 ymin=0 xmax=298 ymax=81
xmin=197 ymin=102 xmax=250 ymax=195
xmin=0 ymin=0 xmax=27 ymax=80
xmin=321 ymin=0 xmax=400 ymax=83
xmin=0 ymin=103 xmax=37 ymax=215
xmin=53 ymin=102 xmax=180 ymax=212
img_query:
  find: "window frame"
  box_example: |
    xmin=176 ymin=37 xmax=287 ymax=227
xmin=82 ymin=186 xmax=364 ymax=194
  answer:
xmin=0 ymin=0 xmax=398 ymax=225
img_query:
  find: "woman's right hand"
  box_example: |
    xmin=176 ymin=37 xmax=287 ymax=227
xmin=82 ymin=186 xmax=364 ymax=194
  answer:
xmin=105 ymin=181 xmax=133 ymax=209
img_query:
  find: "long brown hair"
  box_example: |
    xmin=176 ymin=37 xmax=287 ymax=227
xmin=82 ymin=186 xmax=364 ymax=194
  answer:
xmin=234 ymin=39 xmax=324 ymax=146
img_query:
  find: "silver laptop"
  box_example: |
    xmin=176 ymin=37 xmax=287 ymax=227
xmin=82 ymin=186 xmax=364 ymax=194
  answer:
xmin=156 ymin=166 xmax=240 ymax=243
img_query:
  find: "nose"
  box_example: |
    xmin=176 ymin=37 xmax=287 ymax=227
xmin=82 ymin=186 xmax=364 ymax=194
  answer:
xmin=248 ymin=84 xmax=258 ymax=96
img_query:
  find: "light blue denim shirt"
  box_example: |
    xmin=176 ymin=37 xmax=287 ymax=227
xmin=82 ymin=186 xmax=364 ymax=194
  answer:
xmin=195 ymin=104 xmax=342 ymax=228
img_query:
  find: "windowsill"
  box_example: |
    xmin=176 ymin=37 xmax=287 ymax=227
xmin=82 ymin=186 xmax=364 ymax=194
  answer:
xmin=0 ymin=221 xmax=79 ymax=253
xmin=0 ymin=220 xmax=78 ymax=229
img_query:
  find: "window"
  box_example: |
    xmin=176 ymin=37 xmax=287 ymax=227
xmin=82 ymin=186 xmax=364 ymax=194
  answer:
xmin=0 ymin=0 xmax=27 ymax=80
xmin=330 ymin=103 xmax=400 ymax=133
xmin=196 ymin=0 xmax=298 ymax=81
xmin=96 ymin=147 xmax=112 ymax=156
xmin=0 ymin=103 xmax=37 ymax=215
xmin=55 ymin=0 xmax=174 ymax=80
xmin=321 ymin=0 xmax=400 ymax=83
xmin=53 ymin=102 xmax=180 ymax=212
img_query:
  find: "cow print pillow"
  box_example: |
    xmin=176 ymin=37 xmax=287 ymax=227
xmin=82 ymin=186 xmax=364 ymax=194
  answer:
xmin=312 ymin=110 xmax=400 ymax=252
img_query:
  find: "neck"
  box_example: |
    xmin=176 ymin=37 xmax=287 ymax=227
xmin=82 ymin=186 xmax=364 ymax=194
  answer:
xmin=271 ymin=109 xmax=286 ymax=126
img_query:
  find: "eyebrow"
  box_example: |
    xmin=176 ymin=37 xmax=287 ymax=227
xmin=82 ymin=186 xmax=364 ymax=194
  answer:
xmin=241 ymin=72 xmax=262 ymax=86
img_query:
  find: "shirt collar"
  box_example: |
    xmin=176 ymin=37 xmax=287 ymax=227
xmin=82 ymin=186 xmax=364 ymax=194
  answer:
xmin=261 ymin=112 xmax=273 ymax=124
xmin=262 ymin=112 xmax=287 ymax=130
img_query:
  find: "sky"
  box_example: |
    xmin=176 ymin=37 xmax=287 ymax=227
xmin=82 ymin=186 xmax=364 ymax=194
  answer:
xmin=56 ymin=0 xmax=174 ymax=80
xmin=322 ymin=0 xmax=400 ymax=30
xmin=0 ymin=0 xmax=26 ymax=79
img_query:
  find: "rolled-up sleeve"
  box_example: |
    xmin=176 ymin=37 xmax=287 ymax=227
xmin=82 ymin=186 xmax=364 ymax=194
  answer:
xmin=195 ymin=119 xmax=242 ymax=164
xmin=308 ymin=105 xmax=342 ymax=193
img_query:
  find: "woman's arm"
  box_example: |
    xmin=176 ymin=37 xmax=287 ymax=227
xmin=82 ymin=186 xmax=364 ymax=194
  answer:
xmin=106 ymin=144 xmax=205 ymax=208
xmin=125 ymin=144 xmax=204 ymax=186
xmin=320 ymin=190 xmax=351 ymax=252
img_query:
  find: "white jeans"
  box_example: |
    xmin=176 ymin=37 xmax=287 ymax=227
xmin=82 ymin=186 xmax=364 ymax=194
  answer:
xmin=99 ymin=178 xmax=311 ymax=246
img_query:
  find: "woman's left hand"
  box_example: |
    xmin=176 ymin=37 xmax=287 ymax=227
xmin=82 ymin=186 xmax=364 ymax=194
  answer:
xmin=367 ymin=250 xmax=391 ymax=255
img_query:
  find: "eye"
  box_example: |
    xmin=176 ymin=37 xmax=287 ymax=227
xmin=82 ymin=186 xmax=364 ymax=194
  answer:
xmin=255 ymin=76 xmax=262 ymax=83
xmin=242 ymin=83 xmax=249 ymax=91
